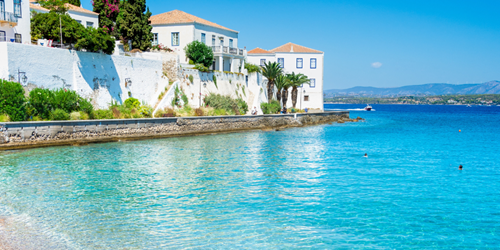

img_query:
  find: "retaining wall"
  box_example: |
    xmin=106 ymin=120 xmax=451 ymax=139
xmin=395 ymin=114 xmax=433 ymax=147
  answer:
xmin=0 ymin=111 xmax=355 ymax=150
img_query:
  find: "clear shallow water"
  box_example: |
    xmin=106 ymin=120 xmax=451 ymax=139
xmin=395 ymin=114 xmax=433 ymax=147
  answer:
xmin=0 ymin=104 xmax=499 ymax=249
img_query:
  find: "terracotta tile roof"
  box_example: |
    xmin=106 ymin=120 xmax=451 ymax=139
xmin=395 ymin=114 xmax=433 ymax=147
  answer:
xmin=30 ymin=3 xmax=49 ymax=12
xmin=247 ymin=48 xmax=272 ymax=54
xmin=65 ymin=3 xmax=98 ymax=16
xmin=150 ymin=10 xmax=237 ymax=33
xmin=270 ymin=42 xmax=323 ymax=53
xmin=30 ymin=1 xmax=98 ymax=15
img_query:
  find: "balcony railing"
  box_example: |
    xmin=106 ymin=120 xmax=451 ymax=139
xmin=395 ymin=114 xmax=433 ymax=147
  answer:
xmin=211 ymin=46 xmax=245 ymax=56
xmin=0 ymin=12 xmax=18 ymax=25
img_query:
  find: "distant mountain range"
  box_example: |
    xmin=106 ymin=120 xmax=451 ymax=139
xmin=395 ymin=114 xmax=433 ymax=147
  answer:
xmin=325 ymin=81 xmax=500 ymax=97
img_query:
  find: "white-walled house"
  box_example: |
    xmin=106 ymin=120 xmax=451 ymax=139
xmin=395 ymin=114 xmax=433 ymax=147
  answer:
xmin=150 ymin=10 xmax=245 ymax=72
xmin=30 ymin=1 xmax=98 ymax=29
xmin=247 ymin=43 xmax=324 ymax=111
xmin=0 ymin=0 xmax=31 ymax=43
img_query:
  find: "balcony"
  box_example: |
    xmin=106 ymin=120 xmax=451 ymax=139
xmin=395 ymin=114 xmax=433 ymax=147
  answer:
xmin=211 ymin=46 xmax=245 ymax=57
xmin=0 ymin=12 xmax=18 ymax=27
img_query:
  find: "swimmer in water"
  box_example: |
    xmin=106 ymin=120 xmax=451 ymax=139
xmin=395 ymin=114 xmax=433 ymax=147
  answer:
xmin=364 ymin=153 xmax=368 ymax=158
xmin=459 ymin=165 xmax=463 ymax=170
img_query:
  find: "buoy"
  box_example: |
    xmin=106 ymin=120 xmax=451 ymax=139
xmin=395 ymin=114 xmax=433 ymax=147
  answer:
xmin=459 ymin=130 xmax=461 ymax=132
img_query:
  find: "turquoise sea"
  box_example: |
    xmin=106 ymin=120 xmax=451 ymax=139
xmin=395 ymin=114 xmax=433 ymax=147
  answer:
xmin=0 ymin=104 xmax=499 ymax=249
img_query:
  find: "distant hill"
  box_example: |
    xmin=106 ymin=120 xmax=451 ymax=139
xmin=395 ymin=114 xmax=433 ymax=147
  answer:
xmin=325 ymin=81 xmax=500 ymax=97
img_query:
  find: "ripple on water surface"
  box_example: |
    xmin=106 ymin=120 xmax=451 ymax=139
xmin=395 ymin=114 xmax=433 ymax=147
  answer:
xmin=0 ymin=104 xmax=499 ymax=249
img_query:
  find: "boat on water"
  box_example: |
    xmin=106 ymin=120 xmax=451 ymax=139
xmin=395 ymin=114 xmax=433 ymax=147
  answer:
xmin=364 ymin=104 xmax=373 ymax=111
xmin=467 ymin=104 xmax=471 ymax=107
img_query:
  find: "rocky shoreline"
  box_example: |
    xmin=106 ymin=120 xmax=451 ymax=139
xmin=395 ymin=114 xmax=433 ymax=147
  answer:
xmin=0 ymin=112 xmax=361 ymax=151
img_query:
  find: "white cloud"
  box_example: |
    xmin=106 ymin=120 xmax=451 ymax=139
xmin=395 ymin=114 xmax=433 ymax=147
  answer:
xmin=371 ymin=62 xmax=382 ymax=68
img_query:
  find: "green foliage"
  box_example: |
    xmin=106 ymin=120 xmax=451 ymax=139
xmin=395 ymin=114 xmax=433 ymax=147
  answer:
xmin=117 ymin=0 xmax=153 ymax=51
xmin=31 ymin=12 xmax=84 ymax=44
xmin=188 ymin=75 xmax=194 ymax=84
xmin=138 ymin=105 xmax=153 ymax=117
xmin=67 ymin=0 xmax=81 ymax=6
xmin=94 ymin=109 xmax=114 ymax=119
xmin=50 ymin=109 xmax=70 ymax=120
xmin=261 ymin=100 xmax=281 ymax=114
xmin=39 ymin=0 xmax=69 ymax=13
xmin=181 ymin=92 xmax=189 ymax=106
xmin=27 ymin=88 xmax=93 ymax=120
xmin=194 ymin=64 xmax=210 ymax=72
xmin=244 ymin=62 xmax=261 ymax=73
xmin=0 ymin=114 xmax=10 ymax=122
xmin=92 ymin=0 xmax=120 ymax=36
xmin=184 ymin=40 xmax=214 ymax=67
xmin=0 ymin=80 xmax=27 ymax=121
xmin=204 ymin=93 xmax=247 ymax=115
xmin=171 ymin=86 xmax=188 ymax=108
xmin=124 ymin=97 xmax=140 ymax=109
xmin=74 ymin=27 xmax=115 ymax=54
xmin=261 ymin=61 xmax=283 ymax=103
xmin=213 ymin=75 xmax=218 ymax=89
xmin=188 ymin=60 xmax=195 ymax=65
xmin=242 ymin=85 xmax=246 ymax=97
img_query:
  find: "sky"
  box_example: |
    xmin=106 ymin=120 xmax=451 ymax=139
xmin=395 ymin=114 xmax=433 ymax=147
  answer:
xmin=82 ymin=0 xmax=500 ymax=90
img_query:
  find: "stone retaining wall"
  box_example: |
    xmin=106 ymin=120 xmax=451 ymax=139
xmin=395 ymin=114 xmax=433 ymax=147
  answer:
xmin=0 ymin=111 xmax=357 ymax=150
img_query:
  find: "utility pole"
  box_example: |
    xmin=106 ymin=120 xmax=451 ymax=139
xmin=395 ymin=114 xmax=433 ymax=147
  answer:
xmin=59 ymin=16 xmax=63 ymax=48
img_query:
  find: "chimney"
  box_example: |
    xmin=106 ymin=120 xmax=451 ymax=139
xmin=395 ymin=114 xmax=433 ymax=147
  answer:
xmin=290 ymin=44 xmax=294 ymax=52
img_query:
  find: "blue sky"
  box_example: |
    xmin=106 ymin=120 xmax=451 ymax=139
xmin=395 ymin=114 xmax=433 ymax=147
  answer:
xmin=82 ymin=0 xmax=500 ymax=89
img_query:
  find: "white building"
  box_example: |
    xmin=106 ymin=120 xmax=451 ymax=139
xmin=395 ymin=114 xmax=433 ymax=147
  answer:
xmin=29 ymin=1 xmax=98 ymax=29
xmin=247 ymin=43 xmax=324 ymax=111
xmin=0 ymin=0 xmax=31 ymax=43
xmin=150 ymin=10 xmax=245 ymax=72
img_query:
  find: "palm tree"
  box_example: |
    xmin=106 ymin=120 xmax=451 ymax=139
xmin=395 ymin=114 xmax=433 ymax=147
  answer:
xmin=261 ymin=62 xmax=282 ymax=103
xmin=287 ymin=72 xmax=310 ymax=109
xmin=281 ymin=80 xmax=292 ymax=109
xmin=275 ymin=74 xmax=287 ymax=105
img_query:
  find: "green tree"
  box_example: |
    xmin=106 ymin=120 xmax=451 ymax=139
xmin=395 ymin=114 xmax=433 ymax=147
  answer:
xmin=75 ymin=27 xmax=116 ymax=54
xmin=67 ymin=0 xmax=80 ymax=6
xmin=39 ymin=0 xmax=69 ymax=13
xmin=287 ymin=72 xmax=310 ymax=108
xmin=261 ymin=61 xmax=282 ymax=103
xmin=275 ymin=74 xmax=287 ymax=106
xmin=116 ymin=0 xmax=153 ymax=51
xmin=92 ymin=0 xmax=120 ymax=35
xmin=184 ymin=40 xmax=214 ymax=68
xmin=0 ymin=80 xmax=27 ymax=121
xmin=31 ymin=12 xmax=85 ymax=45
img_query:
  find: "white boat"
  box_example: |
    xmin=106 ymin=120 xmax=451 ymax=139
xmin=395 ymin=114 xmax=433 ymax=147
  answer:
xmin=467 ymin=104 xmax=471 ymax=107
xmin=364 ymin=104 xmax=372 ymax=111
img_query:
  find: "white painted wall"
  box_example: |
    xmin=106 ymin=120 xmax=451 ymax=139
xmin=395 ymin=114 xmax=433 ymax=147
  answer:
xmin=68 ymin=11 xmax=98 ymax=29
xmin=247 ymin=52 xmax=324 ymax=110
xmin=193 ymin=23 xmax=238 ymax=48
xmin=151 ymin=24 xmax=194 ymax=63
xmin=0 ymin=43 xmax=168 ymax=109
xmin=0 ymin=0 xmax=31 ymax=43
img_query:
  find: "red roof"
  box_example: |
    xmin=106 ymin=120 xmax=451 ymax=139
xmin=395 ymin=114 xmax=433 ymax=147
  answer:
xmin=247 ymin=48 xmax=271 ymax=54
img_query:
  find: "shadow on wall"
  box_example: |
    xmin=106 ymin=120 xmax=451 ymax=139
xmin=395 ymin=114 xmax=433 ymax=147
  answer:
xmin=76 ymin=52 xmax=122 ymax=104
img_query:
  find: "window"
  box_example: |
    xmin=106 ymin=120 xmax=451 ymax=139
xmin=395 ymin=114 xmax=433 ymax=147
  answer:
xmin=201 ymin=33 xmax=206 ymax=44
xmin=277 ymin=58 xmax=284 ymax=68
xmin=260 ymin=59 xmax=266 ymax=66
xmin=212 ymin=35 xmax=216 ymax=46
xmin=0 ymin=0 xmax=4 ymax=14
xmin=304 ymin=95 xmax=309 ymax=102
xmin=152 ymin=33 xmax=158 ymax=45
xmin=219 ymin=37 xmax=224 ymax=46
xmin=229 ymin=39 xmax=233 ymax=48
xmin=86 ymin=22 xmax=94 ymax=28
xmin=310 ymin=58 xmax=317 ymax=69
xmin=296 ymin=58 xmax=303 ymax=69
xmin=309 ymin=79 xmax=316 ymax=88
xmin=246 ymin=75 xmax=248 ymax=85
xmin=15 ymin=33 xmax=21 ymax=43
xmin=76 ymin=20 xmax=82 ymax=24
xmin=0 ymin=31 xmax=5 ymax=42
xmin=14 ymin=0 xmax=21 ymax=18
xmin=172 ymin=32 xmax=179 ymax=46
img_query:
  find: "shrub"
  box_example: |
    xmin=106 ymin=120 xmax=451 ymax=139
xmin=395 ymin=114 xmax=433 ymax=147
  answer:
xmin=194 ymin=63 xmax=209 ymax=72
xmin=70 ymin=111 xmax=81 ymax=120
xmin=50 ymin=109 xmax=70 ymax=120
xmin=138 ymin=105 xmax=153 ymax=118
xmin=0 ymin=79 xmax=27 ymax=121
xmin=27 ymin=88 xmax=55 ymax=120
xmin=189 ymin=75 xmax=194 ymax=84
xmin=189 ymin=60 xmax=195 ymax=65
xmin=204 ymin=93 xmax=247 ymax=115
xmin=27 ymin=88 xmax=93 ymax=120
xmin=124 ymin=97 xmax=140 ymax=109
xmin=194 ymin=108 xmax=204 ymax=116
xmin=0 ymin=114 xmax=10 ymax=122
xmin=245 ymin=62 xmax=261 ymax=73
xmin=181 ymin=92 xmax=189 ymax=105
xmin=261 ymin=100 xmax=281 ymax=114
xmin=74 ymin=27 xmax=115 ymax=54
xmin=94 ymin=109 xmax=114 ymax=119
xmin=184 ymin=40 xmax=214 ymax=67
xmin=236 ymin=98 xmax=249 ymax=115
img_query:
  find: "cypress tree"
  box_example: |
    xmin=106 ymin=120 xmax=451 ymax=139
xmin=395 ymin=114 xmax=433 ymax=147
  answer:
xmin=116 ymin=0 xmax=153 ymax=51
xmin=92 ymin=0 xmax=120 ymax=35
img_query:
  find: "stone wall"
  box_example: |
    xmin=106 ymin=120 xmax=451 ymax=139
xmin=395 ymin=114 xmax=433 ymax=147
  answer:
xmin=0 ymin=112 xmax=359 ymax=150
